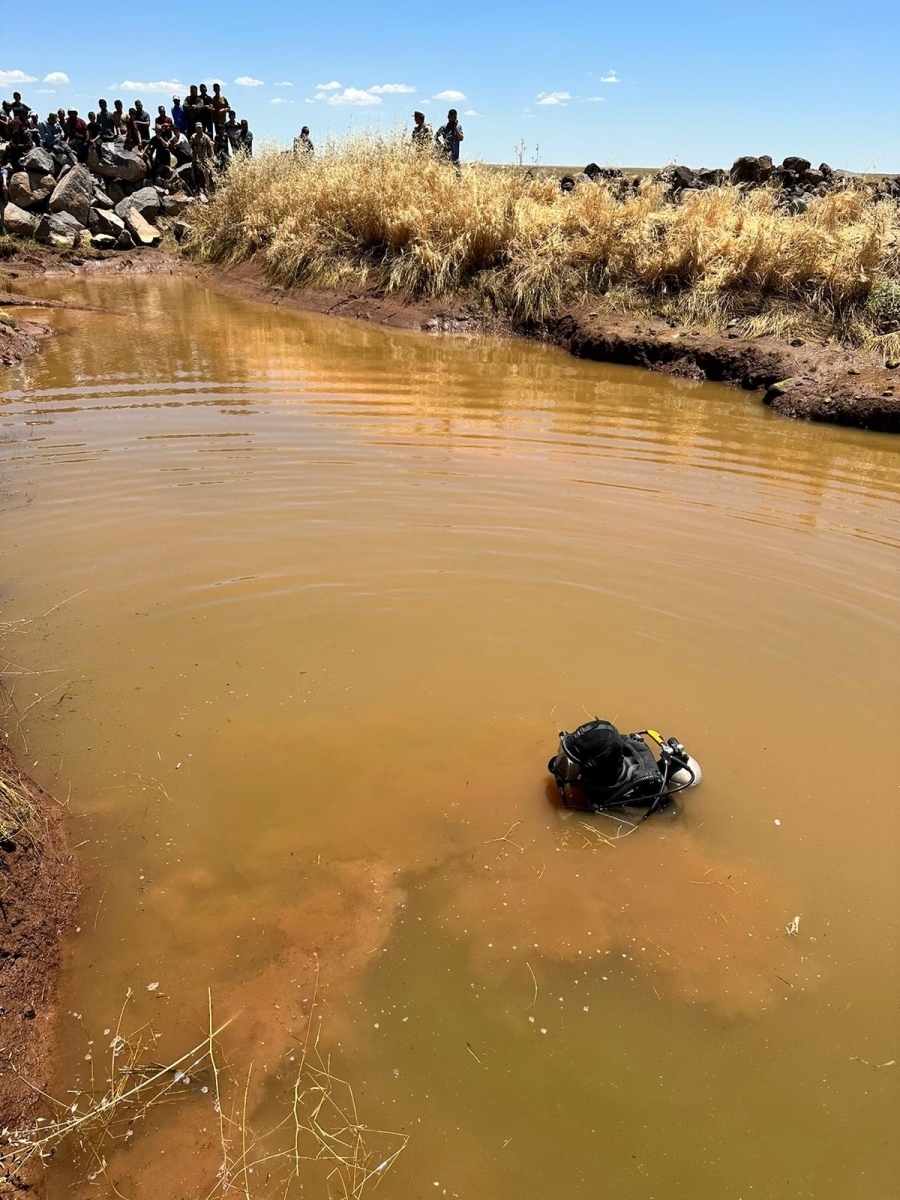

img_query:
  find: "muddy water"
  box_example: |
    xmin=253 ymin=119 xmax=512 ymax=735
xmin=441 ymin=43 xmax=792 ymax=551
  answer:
xmin=1 ymin=276 xmax=898 ymax=1199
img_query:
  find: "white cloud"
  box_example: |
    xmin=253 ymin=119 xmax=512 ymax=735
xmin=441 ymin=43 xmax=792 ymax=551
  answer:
xmin=579 ymin=96 xmax=605 ymax=103
xmin=234 ymin=76 xmax=264 ymax=87
xmin=536 ymin=91 xmax=571 ymax=106
xmin=0 ymin=69 xmax=38 ymax=86
xmin=463 ymin=109 xmax=479 ymax=117
xmin=36 ymin=88 xmax=56 ymax=94
xmin=327 ymin=87 xmax=381 ymax=106
xmin=204 ymin=77 xmax=226 ymax=87
xmin=43 ymin=71 xmax=69 ymax=84
xmin=269 ymin=97 xmax=293 ymax=105
xmin=600 ymin=71 xmax=620 ymax=83
xmin=315 ymin=81 xmax=341 ymax=91
xmin=368 ymin=83 xmax=415 ymax=94
xmin=433 ymin=89 xmax=466 ymax=101
xmin=274 ymin=80 xmax=293 ymax=87
xmin=117 ymin=79 xmax=183 ymax=93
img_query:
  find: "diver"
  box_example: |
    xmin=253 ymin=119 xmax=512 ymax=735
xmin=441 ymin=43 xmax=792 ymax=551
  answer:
xmin=548 ymin=719 xmax=701 ymax=819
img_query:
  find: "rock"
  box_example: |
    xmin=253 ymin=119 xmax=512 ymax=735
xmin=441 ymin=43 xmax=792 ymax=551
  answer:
xmin=124 ymin=207 xmax=161 ymax=246
xmin=583 ymin=163 xmax=623 ymax=181
xmin=2 ymin=202 xmax=38 ymax=237
xmin=818 ymin=162 xmax=833 ymax=178
xmin=172 ymin=219 xmax=191 ymax=242
xmin=8 ymin=170 xmax=56 ymax=209
xmin=559 ymin=174 xmax=576 ymax=193
xmin=49 ymin=164 xmax=93 ymax=225
xmin=35 ymin=211 xmax=84 ymax=247
xmin=105 ymin=180 xmax=127 ymax=205
xmin=115 ymin=230 xmax=136 ymax=250
xmin=160 ymin=192 xmax=193 ymax=217
xmin=523 ymin=166 xmax=553 ymax=181
xmin=697 ymin=167 xmax=726 ymax=187
xmin=50 ymin=145 xmax=77 ymax=175
xmin=730 ymin=155 xmax=762 ymax=185
xmin=91 ymin=185 xmax=114 ymax=210
xmin=784 ymin=194 xmax=815 ymax=215
xmin=763 ymin=379 xmax=796 ymax=405
xmin=803 ymin=169 xmax=825 ymax=186
xmin=770 ymin=166 xmax=798 ymax=188
xmin=88 ymin=207 xmax=125 ymax=237
xmin=782 ymin=156 xmax=811 ymax=174
xmin=114 ymin=186 xmax=161 ymax=223
xmin=22 ymin=146 xmax=56 ymax=176
xmin=90 ymin=233 xmax=118 ymax=250
xmin=87 ymin=143 xmax=148 ymax=184
xmin=654 ymin=164 xmax=702 ymax=192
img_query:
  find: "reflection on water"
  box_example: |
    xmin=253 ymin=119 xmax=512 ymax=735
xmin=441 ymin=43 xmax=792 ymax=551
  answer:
xmin=1 ymin=276 xmax=898 ymax=1199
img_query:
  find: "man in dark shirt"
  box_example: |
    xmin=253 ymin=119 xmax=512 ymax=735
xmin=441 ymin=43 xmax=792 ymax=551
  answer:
xmin=65 ymin=109 xmax=89 ymax=161
xmin=211 ymin=83 xmax=230 ymax=148
xmin=238 ymin=120 xmax=253 ymax=156
xmin=86 ymin=111 xmax=102 ymax=148
xmin=197 ymin=85 xmax=215 ymax=136
xmin=411 ymin=111 xmax=432 ymax=151
xmin=222 ymin=110 xmax=242 ymax=155
xmin=97 ymin=99 xmax=116 ymax=141
xmin=148 ymin=124 xmax=174 ymax=182
xmin=132 ymin=101 xmax=151 ymax=145
xmin=10 ymin=92 xmax=31 ymax=122
xmin=435 ymin=109 xmax=464 ymax=168
xmin=182 ymin=86 xmax=201 ymax=134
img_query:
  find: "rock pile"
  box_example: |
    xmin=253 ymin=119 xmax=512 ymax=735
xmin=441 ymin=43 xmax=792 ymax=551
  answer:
xmin=553 ymin=156 xmax=900 ymax=211
xmin=0 ymin=140 xmax=197 ymax=250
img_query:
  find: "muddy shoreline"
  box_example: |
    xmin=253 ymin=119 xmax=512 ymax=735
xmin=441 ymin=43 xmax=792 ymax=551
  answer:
xmin=0 ymin=745 xmax=76 ymax=1188
xmin=0 ymin=246 xmax=898 ymax=430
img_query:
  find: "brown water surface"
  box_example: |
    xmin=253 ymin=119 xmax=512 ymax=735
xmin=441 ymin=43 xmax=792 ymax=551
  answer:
xmin=1 ymin=276 xmax=898 ymax=1199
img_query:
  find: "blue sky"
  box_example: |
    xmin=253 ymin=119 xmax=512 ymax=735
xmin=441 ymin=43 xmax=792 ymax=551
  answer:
xmin=3 ymin=0 xmax=897 ymax=170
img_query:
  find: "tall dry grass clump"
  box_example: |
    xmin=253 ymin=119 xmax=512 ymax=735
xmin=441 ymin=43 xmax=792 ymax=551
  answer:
xmin=189 ymin=135 xmax=900 ymax=355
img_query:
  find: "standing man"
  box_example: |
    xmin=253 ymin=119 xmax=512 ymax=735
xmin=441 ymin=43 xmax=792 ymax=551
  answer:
xmin=171 ymin=95 xmax=187 ymax=133
xmin=211 ymin=83 xmax=230 ymax=149
xmin=132 ymin=100 xmax=151 ymax=145
xmin=97 ymin=99 xmax=116 ymax=141
xmin=65 ymin=108 xmax=89 ymax=161
xmin=190 ymin=121 xmax=216 ymax=192
xmin=292 ymin=126 xmax=314 ymax=158
xmin=411 ymin=110 xmax=432 ymax=150
xmin=222 ymin=110 xmax=242 ymax=155
xmin=434 ymin=109 xmax=464 ymax=169
xmin=197 ymin=85 xmax=215 ymax=137
xmin=238 ymin=120 xmax=253 ymax=156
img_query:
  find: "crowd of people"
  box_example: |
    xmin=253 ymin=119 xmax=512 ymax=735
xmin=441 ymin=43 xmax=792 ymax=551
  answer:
xmin=1 ymin=85 xmax=255 ymax=192
xmin=1 ymin=83 xmax=469 ymax=204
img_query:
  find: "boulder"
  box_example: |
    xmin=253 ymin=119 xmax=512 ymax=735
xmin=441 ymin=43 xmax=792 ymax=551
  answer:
xmin=655 ymin=164 xmax=702 ymax=192
xmin=115 ymin=229 xmax=135 ymax=250
xmin=172 ymin=163 xmax=196 ymax=192
xmin=730 ymin=156 xmax=760 ymax=184
xmin=91 ymin=184 xmax=114 ymax=210
xmin=50 ymin=145 xmax=77 ymax=175
xmin=160 ymin=191 xmax=193 ymax=216
xmin=90 ymin=233 xmax=118 ymax=250
xmin=2 ymin=202 xmax=39 ymax=237
xmin=22 ymin=146 xmax=56 ymax=176
xmin=114 ymin=186 xmax=161 ymax=223
xmin=88 ymin=207 xmax=126 ymax=237
xmin=782 ymin=156 xmax=811 ymax=174
xmin=770 ymin=166 xmax=798 ymax=188
xmin=105 ymin=180 xmax=127 ymax=205
xmin=49 ymin=165 xmax=93 ymax=225
xmin=697 ymin=167 xmax=726 ymax=187
xmin=8 ymin=170 xmax=56 ymax=209
xmin=523 ymin=166 xmax=553 ymax=182
xmin=172 ymin=219 xmax=191 ymax=242
xmin=803 ymin=168 xmax=825 ymax=186
xmin=818 ymin=162 xmax=833 ymax=178
xmin=584 ymin=163 xmax=623 ymax=181
xmin=87 ymin=143 xmax=148 ymax=184
xmin=124 ymin=207 xmax=161 ymax=246
xmin=35 ymin=211 xmax=84 ymax=247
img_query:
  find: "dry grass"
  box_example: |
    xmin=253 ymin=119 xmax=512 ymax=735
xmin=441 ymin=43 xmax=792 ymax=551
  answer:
xmin=1 ymin=987 xmax=408 ymax=1198
xmin=188 ymin=135 xmax=900 ymax=359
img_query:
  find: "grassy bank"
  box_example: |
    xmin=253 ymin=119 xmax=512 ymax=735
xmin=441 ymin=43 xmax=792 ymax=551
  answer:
xmin=188 ymin=136 xmax=900 ymax=360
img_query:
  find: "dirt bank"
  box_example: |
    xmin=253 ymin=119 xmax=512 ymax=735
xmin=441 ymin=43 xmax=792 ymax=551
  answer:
xmin=0 ymin=745 xmax=77 ymax=1188
xmin=203 ymin=259 xmax=900 ymax=432
xmin=2 ymin=245 xmax=898 ymax=430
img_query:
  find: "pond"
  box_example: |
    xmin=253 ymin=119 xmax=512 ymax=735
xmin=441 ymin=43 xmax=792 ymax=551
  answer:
xmin=1 ymin=275 xmax=898 ymax=1198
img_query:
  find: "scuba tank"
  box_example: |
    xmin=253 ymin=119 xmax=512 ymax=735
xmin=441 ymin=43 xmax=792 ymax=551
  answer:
xmin=548 ymin=719 xmax=701 ymax=819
